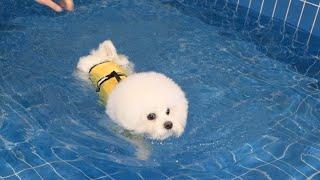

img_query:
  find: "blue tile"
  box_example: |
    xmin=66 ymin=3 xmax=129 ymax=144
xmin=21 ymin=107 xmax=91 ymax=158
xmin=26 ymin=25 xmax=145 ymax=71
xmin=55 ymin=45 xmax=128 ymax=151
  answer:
xmin=286 ymin=0 xmax=304 ymax=26
xmin=295 ymin=3 xmax=318 ymax=43
xmin=1 ymin=151 xmax=29 ymax=173
xmin=251 ymin=0 xmax=263 ymax=12
xmin=272 ymin=161 xmax=306 ymax=179
xmin=258 ymin=165 xmax=291 ymax=179
xmin=36 ymin=164 xmax=67 ymax=180
xmin=69 ymin=160 xmax=105 ymax=179
xmin=239 ymin=156 xmax=265 ymax=169
xmin=299 ymin=4 xmax=318 ymax=32
xmin=0 ymin=155 xmax=15 ymax=177
xmin=224 ymin=165 xmax=248 ymax=176
xmin=19 ymin=169 xmax=42 ymax=180
xmin=5 ymin=176 xmax=20 ymax=180
xmin=312 ymin=10 xmax=320 ymax=36
xmin=51 ymin=147 xmax=79 ymax=161
xmin=263 ymin=141 xmax=287 ymax=159
xmin=52 ymin=162 xmax=89 ymax=179
xmin=307 ymin=0 xmax=320 ymax=5
xmin=239 ymin=0 xmax=251 ymax=7
xmin=311 ymin=173 xmax=320 ymax=180
xmin=302 ymin=154 xmax=320 ymax=170
xmin=274 ymin=0 xmax=290 ymax=21
xmin=280 ymin=143 xmax=316 ymax=177
xmin=261 ymin=0 xmax=277 ymax=17
xmin=229 ymin=0 xmax=238 ymax=5
xmin=111 ymin=171 xmax=141 ymax=179
xmin=139 ymin=169 xmax=167 ymax=179
xmin=216 ymin=0 xmax=228 ymax=8
xmin=242 ymin=170 xmax=270 ymax=179
xmin=284 ymin=22 xmax=297 ymax=36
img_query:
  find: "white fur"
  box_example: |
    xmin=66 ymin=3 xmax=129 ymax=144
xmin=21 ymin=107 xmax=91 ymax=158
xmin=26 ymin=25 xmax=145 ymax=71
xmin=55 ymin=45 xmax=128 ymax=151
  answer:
xmin=77 ymin=40 xmax=188 ymax=140
xmin=77 ymin=40 xmax=134 ymax=79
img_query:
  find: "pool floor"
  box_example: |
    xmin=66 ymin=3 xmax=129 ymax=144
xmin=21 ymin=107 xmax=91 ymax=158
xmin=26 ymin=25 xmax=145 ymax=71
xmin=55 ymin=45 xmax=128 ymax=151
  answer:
xmin=0 ymin=0 xmax=320 ymax=179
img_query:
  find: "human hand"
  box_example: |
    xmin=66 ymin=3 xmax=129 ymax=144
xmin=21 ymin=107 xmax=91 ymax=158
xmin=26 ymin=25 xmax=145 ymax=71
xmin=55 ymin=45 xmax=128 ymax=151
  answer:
xmin=35 ymin=0 xmax=74 ymax=12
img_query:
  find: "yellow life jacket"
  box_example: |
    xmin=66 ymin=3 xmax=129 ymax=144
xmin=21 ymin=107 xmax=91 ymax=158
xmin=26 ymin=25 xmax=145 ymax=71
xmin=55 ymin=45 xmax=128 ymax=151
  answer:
xmin=89 ymin=61 xmax=127 ymax=103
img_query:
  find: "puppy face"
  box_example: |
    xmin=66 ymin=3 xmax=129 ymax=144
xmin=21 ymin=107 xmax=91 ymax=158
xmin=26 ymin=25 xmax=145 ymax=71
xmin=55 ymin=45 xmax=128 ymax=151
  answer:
xmin=107 ymin=72 xmax=188 ymax=140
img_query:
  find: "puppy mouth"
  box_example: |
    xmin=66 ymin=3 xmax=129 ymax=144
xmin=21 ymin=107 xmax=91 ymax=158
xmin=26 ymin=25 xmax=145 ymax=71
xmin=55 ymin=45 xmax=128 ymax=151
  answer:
xmin=143 ymin=128 xmax=178 ymax=140
xmin=150 ymin=131 xmax=175 ymax=140
xmin=173 ymin=131 xmax=181 ymax=137
xmin=161 ymin=130 xmax=177 ymax=139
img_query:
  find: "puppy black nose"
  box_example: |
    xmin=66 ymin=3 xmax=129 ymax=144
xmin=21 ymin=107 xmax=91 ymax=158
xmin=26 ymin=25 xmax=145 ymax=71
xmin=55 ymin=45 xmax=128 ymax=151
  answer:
xmin=164 ymin=121 xmax=173 ymax=130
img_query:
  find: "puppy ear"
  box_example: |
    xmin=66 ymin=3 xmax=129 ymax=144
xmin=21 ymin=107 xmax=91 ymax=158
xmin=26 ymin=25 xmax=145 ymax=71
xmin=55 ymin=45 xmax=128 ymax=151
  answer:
xmin=77 ymin=40 xmax=118 ymax=73
xmin=99 ymin=40 xmax=118 ymax=59
xmin=100 ymin=40 xmax=135 ymax=74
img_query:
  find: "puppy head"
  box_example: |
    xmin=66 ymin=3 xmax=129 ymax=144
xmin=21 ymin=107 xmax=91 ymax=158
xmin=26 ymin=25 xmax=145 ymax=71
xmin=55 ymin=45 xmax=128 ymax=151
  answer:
xmin=107 ymin=72 xmax=188 ymax=140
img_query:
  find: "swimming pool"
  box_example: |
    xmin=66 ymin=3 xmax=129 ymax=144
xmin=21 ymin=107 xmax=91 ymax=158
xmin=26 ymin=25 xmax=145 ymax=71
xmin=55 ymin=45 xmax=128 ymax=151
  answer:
xmin=1 ymin=0 xmax=320 ymax=179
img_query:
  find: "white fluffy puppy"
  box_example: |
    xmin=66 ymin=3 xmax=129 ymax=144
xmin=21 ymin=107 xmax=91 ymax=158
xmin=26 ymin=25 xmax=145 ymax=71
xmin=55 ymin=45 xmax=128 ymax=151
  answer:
xmin=77 ymin=40 xmax=188 ymax=140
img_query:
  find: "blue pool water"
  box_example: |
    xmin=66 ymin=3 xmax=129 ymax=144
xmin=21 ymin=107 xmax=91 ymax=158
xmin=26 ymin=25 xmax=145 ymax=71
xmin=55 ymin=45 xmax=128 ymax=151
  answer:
xmin=1 ymin=0 xmax=320 ymax=179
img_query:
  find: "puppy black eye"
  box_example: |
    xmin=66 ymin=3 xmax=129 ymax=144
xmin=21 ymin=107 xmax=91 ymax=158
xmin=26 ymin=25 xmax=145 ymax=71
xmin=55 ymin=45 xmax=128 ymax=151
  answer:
xmin=166 ymin=108 xmax=170 ymax=115
xmin=147 ymin=113 xmax=156 ymax=120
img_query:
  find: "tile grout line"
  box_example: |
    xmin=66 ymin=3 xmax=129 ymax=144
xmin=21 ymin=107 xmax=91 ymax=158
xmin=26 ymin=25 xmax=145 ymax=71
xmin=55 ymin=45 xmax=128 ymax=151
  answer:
xmin=284 ymin=0 xmax=292 ymax=23
xmin=214 ymin=0 xmax=218 ymax=7
xmin=307 ymin=2 xmax=320 ymax=44
xmin=236 ymin=0 xmax=240 ymax=12
xmin=299 ymin=0 xmax=319 ymax=7
xmin=244 ymin=0 xmax=253 ymax=25
xmin=215 ymin=0 xmax=319 ymax=43
xmin=258 ymin=0 xmax=265 ymax=21
xmin=282 ymin=0 xmax=292 ymax=33
xmin=293 ymin=0 xmax=307 ymax=44
xmin=295 ymin=0 xmax=307 ymax=34
xmin=271 ymin=0 xmax=278 ymax=19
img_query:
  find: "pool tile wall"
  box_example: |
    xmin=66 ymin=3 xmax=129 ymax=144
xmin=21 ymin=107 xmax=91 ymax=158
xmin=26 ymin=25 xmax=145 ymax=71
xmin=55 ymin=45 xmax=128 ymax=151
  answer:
xmin=228 ymin=0 xmax=320 ymax=36
xmin=169 ymin=0 xmax=320 ymax=79
xmin=230 ymin=0 xmax=320 ymax=37
xmin=177 ymin=0 xmax=320 ymax=46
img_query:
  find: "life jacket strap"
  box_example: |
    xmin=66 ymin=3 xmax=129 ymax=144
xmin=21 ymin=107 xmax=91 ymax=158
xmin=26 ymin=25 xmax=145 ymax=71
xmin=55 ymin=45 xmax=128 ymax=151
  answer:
xmin=89 ymin=61 xmax=110 ymax=73
xmin=96 ymin=71 xmax=126 ymax=92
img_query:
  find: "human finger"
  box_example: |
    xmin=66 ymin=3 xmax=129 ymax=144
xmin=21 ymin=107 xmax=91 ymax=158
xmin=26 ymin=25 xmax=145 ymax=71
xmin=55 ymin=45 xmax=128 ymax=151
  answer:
xmin=60 ymin=0 xmax=74 ymax=11
xmin=36 ymin=0 xmax=63 ymax=12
